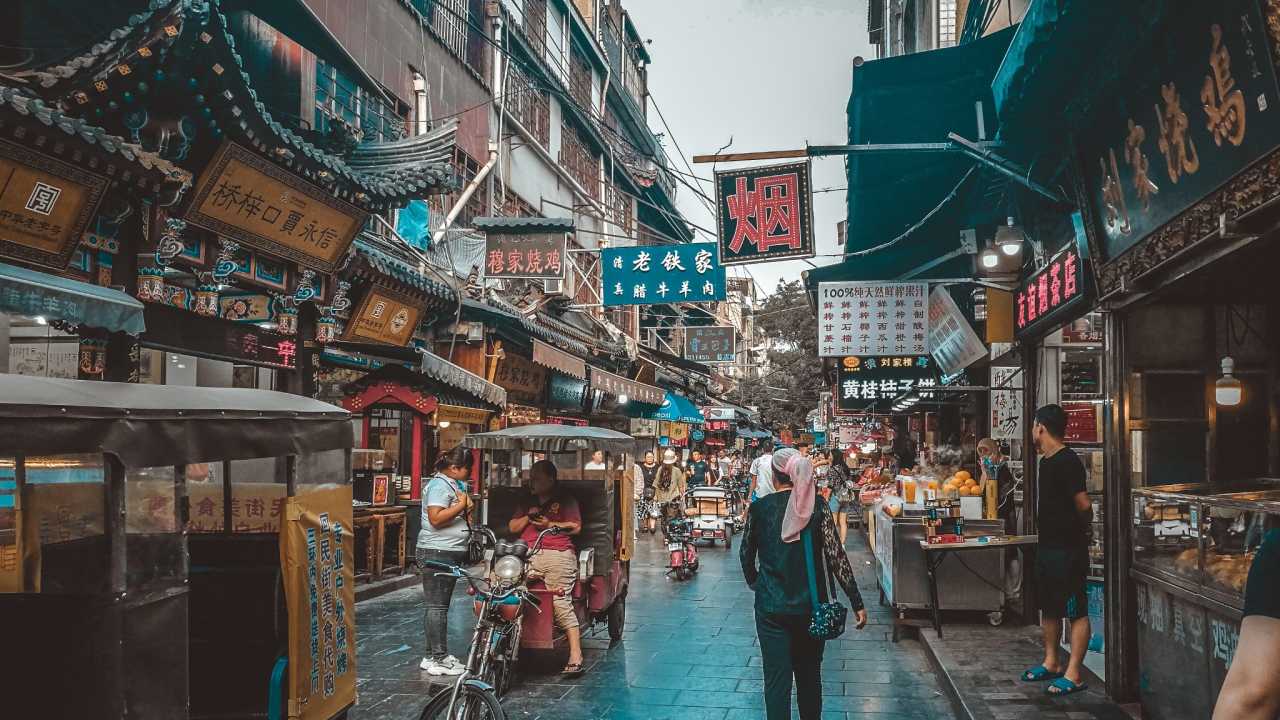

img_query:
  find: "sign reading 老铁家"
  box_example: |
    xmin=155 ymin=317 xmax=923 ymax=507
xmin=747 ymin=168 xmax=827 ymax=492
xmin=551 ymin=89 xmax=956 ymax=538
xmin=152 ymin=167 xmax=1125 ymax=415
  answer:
xmin=715 ymin=161 xmax=815 ymax=266
xmin=1014 ymin=242 xmax=1090 ymax=338
xmin=683 ymin=326 xmax=736 ymax=363
xmin=817 ymin=282 xmax=928 ymax=357
xmin=342 ymin=287 xmax=421 ymax=346
xmin=835 ymin=355 xmax=939 ymax=413
xmin=483 ymin=233 xmax=567 ymax=280
xmin=184 ymin=142 xmax=366 ymax=273
xmin=0 ymin=138 xmax=108 ymax=270
xmin=602 ymin=244 xmax=726 ymax=306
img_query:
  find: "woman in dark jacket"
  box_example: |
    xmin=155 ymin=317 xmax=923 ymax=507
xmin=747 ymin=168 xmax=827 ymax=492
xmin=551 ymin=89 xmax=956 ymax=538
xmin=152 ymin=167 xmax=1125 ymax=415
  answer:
xmin=741 ymin=448 xmax=869 ymax=720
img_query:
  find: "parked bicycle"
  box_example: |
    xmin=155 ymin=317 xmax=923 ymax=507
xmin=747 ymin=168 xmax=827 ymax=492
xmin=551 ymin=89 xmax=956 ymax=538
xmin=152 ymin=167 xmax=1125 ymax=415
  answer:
xmin=417 ymin=526 xmax=564 ymax=720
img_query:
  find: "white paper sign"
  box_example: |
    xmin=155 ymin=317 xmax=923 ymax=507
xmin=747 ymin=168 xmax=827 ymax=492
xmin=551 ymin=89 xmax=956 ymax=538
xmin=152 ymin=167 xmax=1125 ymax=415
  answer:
xmin=817 ymin=281 xmax=929 ymax=357
xmin=990 ymin=366 xmax=1023 ymax=440
xmin=927 ymin=287 xmax=987 ymax=376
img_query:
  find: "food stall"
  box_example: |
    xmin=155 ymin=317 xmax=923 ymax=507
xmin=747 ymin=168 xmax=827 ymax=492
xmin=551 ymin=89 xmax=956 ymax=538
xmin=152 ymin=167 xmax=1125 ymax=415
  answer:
xmin=1130 ymin=481 xmax=1280 ymax=719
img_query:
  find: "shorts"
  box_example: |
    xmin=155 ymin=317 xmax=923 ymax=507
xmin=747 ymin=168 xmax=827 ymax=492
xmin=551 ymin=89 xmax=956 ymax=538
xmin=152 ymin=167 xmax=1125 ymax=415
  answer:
xmin=529 ymin=548 xmax=580 ymax=630
xmin=1035 ymin=546 xmax=1089 ymax=620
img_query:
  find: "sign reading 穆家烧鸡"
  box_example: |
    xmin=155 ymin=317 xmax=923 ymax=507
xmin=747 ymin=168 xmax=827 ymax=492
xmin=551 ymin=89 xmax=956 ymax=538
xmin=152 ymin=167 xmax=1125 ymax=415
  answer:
xmin=683 ymin=326 xmax=736 ymax=363
xmin=601 ymin=244 xmax=726 ymax=306
xmin=184 ymin=141 xmax=366 ymax=273
xmin=483 ymin=233 xmax=567 ymax=280
xmin=0 ymin=138 xmax=108 ymax=270
xmin=715 ymin=161 xmax=815 ymax=266
xmin=817 ymin=282 xmax=928 ymax=357
xmin=834 ymin=355 xmax=939 ymax=413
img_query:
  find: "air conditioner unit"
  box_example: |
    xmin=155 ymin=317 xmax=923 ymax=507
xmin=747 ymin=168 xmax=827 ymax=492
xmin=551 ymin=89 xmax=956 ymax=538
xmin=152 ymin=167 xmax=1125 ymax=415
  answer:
xmin=543 ymin=272 xmax=577 ymax=300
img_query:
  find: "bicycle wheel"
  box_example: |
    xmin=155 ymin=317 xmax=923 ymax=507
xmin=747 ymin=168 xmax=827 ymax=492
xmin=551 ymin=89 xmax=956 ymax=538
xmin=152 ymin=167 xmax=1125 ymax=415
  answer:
xmin=419 ymin=684 xmax=505 ymax=720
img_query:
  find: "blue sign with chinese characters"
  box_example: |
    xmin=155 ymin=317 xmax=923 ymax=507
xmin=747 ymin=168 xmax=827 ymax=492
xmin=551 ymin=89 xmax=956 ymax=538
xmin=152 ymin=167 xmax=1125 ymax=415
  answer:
xmin=601 ymin=243 xmax=726 ymax=307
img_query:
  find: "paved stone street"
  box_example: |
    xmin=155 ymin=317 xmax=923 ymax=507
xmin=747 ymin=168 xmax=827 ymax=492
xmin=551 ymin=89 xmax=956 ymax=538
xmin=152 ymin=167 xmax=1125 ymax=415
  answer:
xmin=352 ymin=528 xmax=956 ymax=720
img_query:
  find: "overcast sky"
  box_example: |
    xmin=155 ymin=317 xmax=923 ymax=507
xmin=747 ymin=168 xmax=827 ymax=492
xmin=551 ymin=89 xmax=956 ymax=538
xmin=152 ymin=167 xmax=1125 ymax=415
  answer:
xmin=626 ymin=0 xmax=874 ymax=298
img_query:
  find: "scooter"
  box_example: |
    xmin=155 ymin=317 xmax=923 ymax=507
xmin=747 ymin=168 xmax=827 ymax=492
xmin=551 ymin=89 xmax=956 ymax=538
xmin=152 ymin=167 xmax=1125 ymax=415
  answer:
xmin=664 ymin=515 xmax=699 ymax=581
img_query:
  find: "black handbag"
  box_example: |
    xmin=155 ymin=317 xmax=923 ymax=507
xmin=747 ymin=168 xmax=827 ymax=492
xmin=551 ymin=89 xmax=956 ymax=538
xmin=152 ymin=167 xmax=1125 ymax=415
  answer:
xmin=802 ymin=523 xmax=848 ymax=640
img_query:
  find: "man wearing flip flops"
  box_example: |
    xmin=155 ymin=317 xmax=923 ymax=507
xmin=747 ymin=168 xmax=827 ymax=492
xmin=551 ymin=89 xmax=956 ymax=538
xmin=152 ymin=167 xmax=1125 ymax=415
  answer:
xmin=1021 ymin=404 xmax=1093 ymax=697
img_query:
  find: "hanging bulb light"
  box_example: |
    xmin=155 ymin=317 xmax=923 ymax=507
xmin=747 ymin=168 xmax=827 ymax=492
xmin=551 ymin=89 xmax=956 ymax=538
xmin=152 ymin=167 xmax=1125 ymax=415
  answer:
xmin=1216 ymin=356 xmax=1243 ymax=406
xmin=980 ymin=240 xmax=999 ymax=269
xmin=997 ymin=216 xmax=1025 ymax=256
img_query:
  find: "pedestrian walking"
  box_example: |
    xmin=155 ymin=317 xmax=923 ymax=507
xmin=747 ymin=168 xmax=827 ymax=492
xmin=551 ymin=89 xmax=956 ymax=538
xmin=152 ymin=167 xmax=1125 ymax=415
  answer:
xmin=1021 ymin=404 xmax=1093 ymax=696
xmin=634 ymin=451 xmax=660 ymax=534
xmin=1213 ymin=528 xmax=1280 ymax=719
xmin=653 ymin=448 xmax=687 ymax=522
xmin=416 ymin=446 xmax=473 ymax=676
xmin=826 ymin=450 xmax=856 ymax=546
xmin=741 ymin=448 xmax=868 ymax=720
xmin=748 ymin=439 xmax=776 ymax=502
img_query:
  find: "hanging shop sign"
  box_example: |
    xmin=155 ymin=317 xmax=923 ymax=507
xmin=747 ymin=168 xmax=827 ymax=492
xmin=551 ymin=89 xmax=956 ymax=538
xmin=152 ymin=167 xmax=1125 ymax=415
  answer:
xmin=546 ymin=414 xmax=588 ymax=427
xmin=143 ymin=305 xmax=298 ymax=369
xmin=342 ymin=286 xmax=421 ymax=346
xmin=835 ymin=354 xmax=940 ymax=413
xmin=927 ymin=286 xmax=987 ymax=377
xmin=0 ymin=138 xmax=109 ymax=270
xmin=630 ymin=418 xmax=659 ymax=437
xmin=493 ymin=353 xmax=548 ymax=405
xmin=435 ymin=404 xmax=490 ymax=426
xmin=1063 ymin=402 xmax=1101 ymax=444
xmin=705 ymin=420 xmax=732 ymax=432
xmin=532 ymin=339 xmax=587 ymax=380
xmin=990 ymin=365 xmax=1024 ymax=441
xmin=503 ymin=404 xmax=544 ymax=426
xmin=1080 ymin=0 xmax=1280 ymax=271
xmin=691 ymin=429 xmax=706 ymax=442
xmin=184 ymin=141 xmax=366 ymax=273
xmin=667 ymin=422 xmax=690 ymax=443
xmin=548 ymin=373 xmax=589 ymax=412
xmin=683 ymin=326 xmax=736 ymax=364
xmin=714 ymin=160 xmax=816 ymax=266
xmin=589 ymin=367 xmax=665 ymax=405
xmin=1014 ymin=241 xmax=1090 ymax=339
xmin=483 ymin=232 xmax=566 ymax=280
xmin=703 ymin=407 xmax=737 ymax=422
xmin=817 ymin=281 xmax=928 ymax=357
xmin=601 ymin=243 xmax=726 ymax=307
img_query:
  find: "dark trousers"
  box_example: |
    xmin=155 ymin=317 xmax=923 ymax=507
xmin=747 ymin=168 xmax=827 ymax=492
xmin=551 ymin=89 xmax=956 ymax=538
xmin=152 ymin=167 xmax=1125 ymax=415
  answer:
xmin=755 ymin=610 xmax=826 ymax=720
xmin=417 ymin=547 xmax=466 ymax=660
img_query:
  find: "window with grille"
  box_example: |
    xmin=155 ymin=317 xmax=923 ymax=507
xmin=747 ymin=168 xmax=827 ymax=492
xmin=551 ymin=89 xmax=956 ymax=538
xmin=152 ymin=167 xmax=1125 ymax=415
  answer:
xmin=937 ymin=0 xmax=957 ymax=47
xmin=559 ymin=123 xmax=600 ymax=200
xmin=521 ymin=0 xmax=548 ymax=60
xmin=411 ymin=0 xmax=487 ymax=79
xmin=569 ymin=47 xmax=593 ymax=113
xmin=315 ymin=59 xmax=407 ymax=142
xmin=506 ymin=60 xmax=551 ymax=148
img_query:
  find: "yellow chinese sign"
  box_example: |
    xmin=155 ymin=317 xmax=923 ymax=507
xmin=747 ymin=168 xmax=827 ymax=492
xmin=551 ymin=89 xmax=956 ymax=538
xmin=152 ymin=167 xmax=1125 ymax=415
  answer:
xmin=0 ymin=138 xmax=108 ymax=270
xmin=281 ymin=485 xmax=356 ymax=720
xmin=343 ymin=287 xmax=421 ymax=346
xmin=185 ymin=141 xmax=366 ymax=273
xmin=436 ymin=404 xmax=491 ymax=426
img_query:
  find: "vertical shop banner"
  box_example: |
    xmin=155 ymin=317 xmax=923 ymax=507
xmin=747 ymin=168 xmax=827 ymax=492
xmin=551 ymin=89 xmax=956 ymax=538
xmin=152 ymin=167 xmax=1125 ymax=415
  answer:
xmin=601 ymin=244 xmax=726 ymax=306
xmin=281 ymin=485 xmax=356 ymax=720
xmin=483 ymin=232 xmax=567 ymax=280
xmin=683 ymin=326 xmax=737 ymax=363
xmin=715 ymin=161 xmax=815 ymax=265
xmin=817 ymin=282 xmax=928 ymax=357
xmin=927 ymin=287 xmax=987 ymax=376
xmin=990 ymin=366 xmax=1023 ymax=440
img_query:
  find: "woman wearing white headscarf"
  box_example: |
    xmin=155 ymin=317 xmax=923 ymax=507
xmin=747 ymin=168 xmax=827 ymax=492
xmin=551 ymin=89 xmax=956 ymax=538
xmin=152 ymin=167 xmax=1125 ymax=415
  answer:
xmin=740 ymin=447 xmax=869 ymax=720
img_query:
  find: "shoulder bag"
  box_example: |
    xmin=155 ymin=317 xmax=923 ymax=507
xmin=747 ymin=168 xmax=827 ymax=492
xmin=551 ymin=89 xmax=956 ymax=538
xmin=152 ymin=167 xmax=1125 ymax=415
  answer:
xmin=802 ymin=521 xmax=848 ymax=640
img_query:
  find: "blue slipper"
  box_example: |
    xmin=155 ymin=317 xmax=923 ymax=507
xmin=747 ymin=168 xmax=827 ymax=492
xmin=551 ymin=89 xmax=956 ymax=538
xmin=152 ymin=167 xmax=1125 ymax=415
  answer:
xmin=1047 ymin=677 xmax=1088 ymax=696
xmin=1021 ymin=665 xmax=1064 ymax=682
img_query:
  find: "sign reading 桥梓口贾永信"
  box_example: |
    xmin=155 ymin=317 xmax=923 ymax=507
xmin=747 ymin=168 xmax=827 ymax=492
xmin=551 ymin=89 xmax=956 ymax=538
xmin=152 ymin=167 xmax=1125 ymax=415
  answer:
xmin=602 ymin=244 xmax=726 ymax=307
xmin=0 ymin=138 xmax=109 ymax=271
xmin=683 ymin=326 xmax=736 ymax=363
xmin=483 ymin=232 xmax=567 ymax=280
xmin=817 ymin=282 xmax=928 ymax=357
xmin=927 ymin=287 xmax=987 ymax=377
xmin=715 ymin=161 xmax=815 ymax=266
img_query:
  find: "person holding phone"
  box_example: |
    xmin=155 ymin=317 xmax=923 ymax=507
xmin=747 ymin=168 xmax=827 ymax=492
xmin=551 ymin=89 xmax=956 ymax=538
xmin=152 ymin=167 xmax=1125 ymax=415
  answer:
xmin=417 ymin=447 xmax=473 ymax=676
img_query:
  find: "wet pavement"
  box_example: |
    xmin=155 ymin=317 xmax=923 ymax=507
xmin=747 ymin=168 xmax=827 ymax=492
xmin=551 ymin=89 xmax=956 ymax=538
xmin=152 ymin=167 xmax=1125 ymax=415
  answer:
xmin=352 ymin=527 xmax=957 ymax=720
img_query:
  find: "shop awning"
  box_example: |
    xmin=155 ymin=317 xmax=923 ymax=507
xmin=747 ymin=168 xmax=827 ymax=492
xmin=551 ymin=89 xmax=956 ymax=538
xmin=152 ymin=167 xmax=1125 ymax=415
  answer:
xmin=532 ymin=339 xmax=587 ymax=380
xmin=420 ymin=350 xmax=506 ymax=408
xmin=589 ymin=367 xmax=664 ymax=406
xmin=641 ymin=392 xmax=705 ymax=424
xmin=0 ymin=262 xmax=146 ymax=334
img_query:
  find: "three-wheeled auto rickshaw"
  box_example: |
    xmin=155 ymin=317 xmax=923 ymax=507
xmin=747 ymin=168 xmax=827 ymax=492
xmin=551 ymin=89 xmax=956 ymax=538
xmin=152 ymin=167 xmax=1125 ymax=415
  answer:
xmin=0 ymin=375 xmax=356 ymax=720
xmin=463 ymin=424 xmax=634 ymax=650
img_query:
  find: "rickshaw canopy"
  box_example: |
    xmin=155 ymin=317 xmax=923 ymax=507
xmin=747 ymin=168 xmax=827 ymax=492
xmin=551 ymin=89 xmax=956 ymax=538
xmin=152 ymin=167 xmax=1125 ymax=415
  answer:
xmin=0 ymin=375 xmax=352 ymax=467
xmin=463 ymin=424 xmax=637 ymax=454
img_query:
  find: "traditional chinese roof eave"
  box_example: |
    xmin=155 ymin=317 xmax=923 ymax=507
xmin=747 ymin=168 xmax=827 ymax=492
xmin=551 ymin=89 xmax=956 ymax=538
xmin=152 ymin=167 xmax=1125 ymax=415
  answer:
xmin=346 ymin=232 xmax=460 ymax=309
xmin=341 ymin=362 xmax=503 ymax=412
xmin=460 ymin=295 xmax=591 ymax=359
xmin=472 ymin=215 xmax=576 ymax=235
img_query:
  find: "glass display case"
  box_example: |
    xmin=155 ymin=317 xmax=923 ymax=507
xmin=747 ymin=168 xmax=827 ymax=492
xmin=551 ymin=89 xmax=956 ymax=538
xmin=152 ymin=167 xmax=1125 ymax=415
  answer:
xmin=1131 ymin=480 xmax=1280 ymax=608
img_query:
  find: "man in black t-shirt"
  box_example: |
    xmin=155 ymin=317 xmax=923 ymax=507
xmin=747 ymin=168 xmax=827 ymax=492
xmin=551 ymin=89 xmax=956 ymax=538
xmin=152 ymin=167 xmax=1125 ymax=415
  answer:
xmin=1212 ymin=528 xmax=1280 ymax=718
xmin=687 ymin=450 xmax=711 ymax=488
xmin=1022 ymin=404 xmax=1093 ymax=696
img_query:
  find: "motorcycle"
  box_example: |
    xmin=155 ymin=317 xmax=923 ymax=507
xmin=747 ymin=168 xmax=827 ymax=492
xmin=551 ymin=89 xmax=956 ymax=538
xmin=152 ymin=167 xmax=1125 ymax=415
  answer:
xmin=663 ymin=515 xmax=699 ymax=581
xmin=417 ymin=526 xmax=563 ymax=720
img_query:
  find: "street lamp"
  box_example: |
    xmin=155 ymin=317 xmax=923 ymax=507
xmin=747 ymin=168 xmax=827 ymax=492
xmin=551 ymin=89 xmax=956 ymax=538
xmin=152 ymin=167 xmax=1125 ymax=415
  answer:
xmin=617 ymin=394 xmax=629 ymax=405
xmin=979 ymin=240 xmax=999 ymax=269
xmin=996 ymin=217 xmax=1025 ymax=256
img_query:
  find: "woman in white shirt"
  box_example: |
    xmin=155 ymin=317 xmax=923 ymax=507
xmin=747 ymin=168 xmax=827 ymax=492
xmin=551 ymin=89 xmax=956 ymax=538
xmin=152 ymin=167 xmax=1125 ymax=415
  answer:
xmin=416 ymin=446 xmax=473 ymax=676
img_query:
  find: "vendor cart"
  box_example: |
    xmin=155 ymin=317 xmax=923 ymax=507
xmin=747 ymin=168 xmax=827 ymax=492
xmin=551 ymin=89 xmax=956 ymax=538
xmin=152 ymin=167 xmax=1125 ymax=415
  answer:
xmin=0 ymin=375 xmax=355 ymax=720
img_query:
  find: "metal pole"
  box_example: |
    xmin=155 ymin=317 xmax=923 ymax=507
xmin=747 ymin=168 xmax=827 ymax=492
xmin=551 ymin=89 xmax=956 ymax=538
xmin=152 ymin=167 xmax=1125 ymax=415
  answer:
xmin=106 ymin=455 xmax=127 ymax=596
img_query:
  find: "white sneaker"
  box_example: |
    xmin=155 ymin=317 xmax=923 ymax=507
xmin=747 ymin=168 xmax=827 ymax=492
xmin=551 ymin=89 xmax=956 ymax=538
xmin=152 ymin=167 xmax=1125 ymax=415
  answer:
xmin=421 ymin=657 xmax=465 ymax=676
xmin=442 ymin=655 xmax=465 ymax=670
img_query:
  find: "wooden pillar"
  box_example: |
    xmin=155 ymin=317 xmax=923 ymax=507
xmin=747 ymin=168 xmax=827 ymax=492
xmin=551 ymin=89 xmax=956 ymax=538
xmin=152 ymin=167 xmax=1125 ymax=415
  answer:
xmin=411 ymin=414 xmax=423 ymax=500
xmin=361 ymin=415 xmax=371 ymax=449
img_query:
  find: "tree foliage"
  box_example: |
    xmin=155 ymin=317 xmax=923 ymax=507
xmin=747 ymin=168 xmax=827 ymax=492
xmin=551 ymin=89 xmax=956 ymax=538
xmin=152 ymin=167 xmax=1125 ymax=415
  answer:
xmin=737 ymin=279 xmax=824 ymax=430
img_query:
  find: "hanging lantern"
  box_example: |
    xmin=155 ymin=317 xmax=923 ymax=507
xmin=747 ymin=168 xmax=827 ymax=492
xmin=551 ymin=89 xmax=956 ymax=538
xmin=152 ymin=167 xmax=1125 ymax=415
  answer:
xmin=193 ymin=283 xmax=220 ymax=317
xmin=277 ymin=305 xmax=299 ymax=336
xmin=137 ymin=267 xmax=166 ymax=302
xmin=316 ymin=316 xmax=341 ymax=344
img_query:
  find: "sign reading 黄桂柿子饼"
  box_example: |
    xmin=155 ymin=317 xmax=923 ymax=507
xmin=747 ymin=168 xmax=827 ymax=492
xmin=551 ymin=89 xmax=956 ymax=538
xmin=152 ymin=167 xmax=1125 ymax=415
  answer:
xmin=684 ymin=326 xmax=737 ymax=363
xmin=601 ymin=244 xmax=726 ymax=306
xmin=715 ymin=161 xmax=815 ymax=266
xmin=835 ymin=355 xmax=939 ymax=413
xmin=817 ymin=282 xmax=928 ymax=357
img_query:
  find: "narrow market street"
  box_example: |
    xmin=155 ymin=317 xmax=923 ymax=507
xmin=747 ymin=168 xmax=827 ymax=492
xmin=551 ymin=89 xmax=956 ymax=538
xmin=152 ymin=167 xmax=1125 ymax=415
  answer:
xmin=353 ymin=530 xmax=957 ymax=720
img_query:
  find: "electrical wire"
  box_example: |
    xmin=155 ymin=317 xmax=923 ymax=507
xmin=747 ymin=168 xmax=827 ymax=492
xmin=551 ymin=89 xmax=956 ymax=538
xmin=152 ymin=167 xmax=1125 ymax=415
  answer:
xmin=841 ymin=167 xmax=977 ymax=259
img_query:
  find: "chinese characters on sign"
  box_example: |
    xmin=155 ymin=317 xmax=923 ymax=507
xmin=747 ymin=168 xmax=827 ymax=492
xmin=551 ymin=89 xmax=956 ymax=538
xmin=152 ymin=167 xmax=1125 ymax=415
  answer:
xmin=493 ymin=354 xmax=548 ymax=405
xmin=715 ymin=161 xmax=815 ymax=266
xmin=1014 ymin=244 xmax=1088 ymax=337
xmin=601 ymin=244 xmax=726 ymax=307
xmin=990 ymin=366 xmax=1023 ymax=441
xmin=816 ymin=282 xmax=928 ymax=357
xmin=0 ymin=138 xmax=108 ymax=270
xmin=589 ymin=367 xmax=665 ymax=405
xmin=185 ymin=142 xmax=367 ymax=273
xmin=835 ymin=355 xmax=939 ymax=413
xmin=483 ymin=232 xmax=567 ymax=280
xmin=927 ymin=287 xmax=987 ymax=377
xmin=683 ymin=326 xmax=736 ymax=363
xmin=342 ymin=287 xmax=421 ymax=346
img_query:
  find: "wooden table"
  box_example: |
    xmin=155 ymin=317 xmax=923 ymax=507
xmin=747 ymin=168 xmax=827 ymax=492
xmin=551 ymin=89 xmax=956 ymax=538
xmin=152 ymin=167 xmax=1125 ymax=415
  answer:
xmin=353 ymin=505 xmax=408 ymax=582
xmin=918 ymin=534 xmax=1039 ymax=638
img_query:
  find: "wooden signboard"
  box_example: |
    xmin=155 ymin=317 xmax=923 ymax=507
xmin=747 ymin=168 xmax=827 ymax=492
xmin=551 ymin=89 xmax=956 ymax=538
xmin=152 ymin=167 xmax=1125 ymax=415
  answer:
xmin=342 ymin=286 xmax=421 ymax=346
xmin=436 ymin=404 xmax=490 ymax=426
xmin=184 ymin=141 xmax=366 ymax=272
xmin=0 ymin=138 xmax=108 ymax=270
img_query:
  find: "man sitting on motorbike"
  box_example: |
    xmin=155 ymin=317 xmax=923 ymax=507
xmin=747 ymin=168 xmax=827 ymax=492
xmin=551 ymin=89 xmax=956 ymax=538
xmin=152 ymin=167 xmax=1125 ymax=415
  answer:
xmin=509 ymin=460 xmax=586 ymax=676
